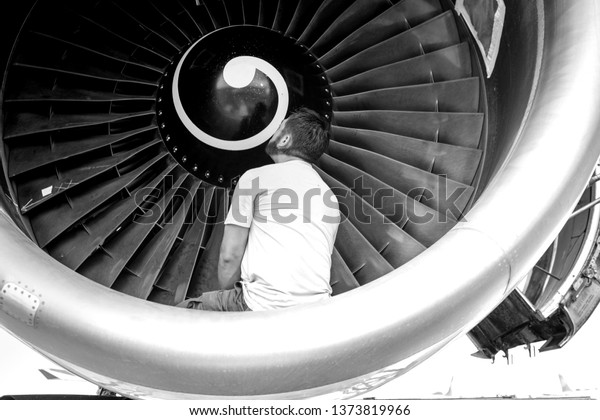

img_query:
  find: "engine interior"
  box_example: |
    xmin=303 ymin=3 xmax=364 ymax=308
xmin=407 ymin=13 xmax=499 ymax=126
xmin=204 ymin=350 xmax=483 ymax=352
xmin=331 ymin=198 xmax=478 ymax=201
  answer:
xmin=0 ymin=0 xmax=599 ymax=399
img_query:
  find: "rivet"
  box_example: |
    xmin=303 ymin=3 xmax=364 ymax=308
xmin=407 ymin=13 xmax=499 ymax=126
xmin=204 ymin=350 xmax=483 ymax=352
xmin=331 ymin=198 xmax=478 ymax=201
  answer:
xmin=173 ymin=146 xmax=178 ymax=153
xmin=158 ymin=110 xmax=163 ymax=116
xmin=161 ymin=123 xmax=166 ymax=129
xmin=158 ymin=97 xmax=163 ymax=103
xmin=325 ymin=88 xmax=330 ymax=94
xmin=193 ymin=165 xmax=198 ymax=172
xmin=218 ymin=175 xmax=224 ymax=183
xmin=160 ymin=84 xmax=164 ymax=90
xmin=182 ymin=156 xmax=188 ymax=163
xmin=204 ymin=170 xmax=211 ymax=178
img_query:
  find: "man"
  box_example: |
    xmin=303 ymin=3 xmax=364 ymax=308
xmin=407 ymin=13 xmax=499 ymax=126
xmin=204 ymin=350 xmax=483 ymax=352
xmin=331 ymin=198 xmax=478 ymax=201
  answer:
xmin=178 ymin=108 xmax=340 ymax=311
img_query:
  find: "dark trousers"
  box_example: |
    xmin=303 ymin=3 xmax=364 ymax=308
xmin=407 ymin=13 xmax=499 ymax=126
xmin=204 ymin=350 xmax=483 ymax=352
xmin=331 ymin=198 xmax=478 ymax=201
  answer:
xmin=176 ymin=282 xmax=250 ymax=311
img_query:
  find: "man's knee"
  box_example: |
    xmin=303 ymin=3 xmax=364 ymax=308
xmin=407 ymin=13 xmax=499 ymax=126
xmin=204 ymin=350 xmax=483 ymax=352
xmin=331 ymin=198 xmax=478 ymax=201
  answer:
xmin=175 ymin=296 xmax=205 ymax=310
xmin=176 ymin=290 xmax=226 ymax=311
xmin=176 ymin=288 xmax=249 ymax=312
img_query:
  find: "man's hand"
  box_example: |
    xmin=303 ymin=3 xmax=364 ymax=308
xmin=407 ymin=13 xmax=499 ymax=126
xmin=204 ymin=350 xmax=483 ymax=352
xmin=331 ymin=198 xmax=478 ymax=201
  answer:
xmin=218 ymin=224 xmax=250 ymax=290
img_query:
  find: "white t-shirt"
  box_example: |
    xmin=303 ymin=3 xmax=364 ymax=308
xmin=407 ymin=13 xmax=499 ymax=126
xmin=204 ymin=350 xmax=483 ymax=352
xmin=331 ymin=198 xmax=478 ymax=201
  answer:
xmin=224 ymin=159 xmax=340 ymax=311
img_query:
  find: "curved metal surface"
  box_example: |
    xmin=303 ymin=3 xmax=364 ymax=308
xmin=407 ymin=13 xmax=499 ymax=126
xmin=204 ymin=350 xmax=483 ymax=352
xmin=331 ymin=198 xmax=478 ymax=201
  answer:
xmin=538 ymin=163 xmax=600 ymax=318
xmin=1 ymin=0 xmax=600 ymax=398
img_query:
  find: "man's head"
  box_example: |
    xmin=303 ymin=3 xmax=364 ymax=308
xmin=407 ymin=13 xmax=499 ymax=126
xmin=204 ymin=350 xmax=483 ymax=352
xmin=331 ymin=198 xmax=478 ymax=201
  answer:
xmin=265 ymin=108 xmax=330 ymax=164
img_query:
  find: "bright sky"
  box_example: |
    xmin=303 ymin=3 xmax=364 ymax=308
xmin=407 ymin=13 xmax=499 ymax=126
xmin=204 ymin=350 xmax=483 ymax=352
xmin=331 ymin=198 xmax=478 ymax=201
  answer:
xmin=365 ymin=305 xmax=600 ymax=399
xmin=0 ymin=304 xmax=598 ymax=399
xmin=0 ymin=328 xmax=98 ymax=397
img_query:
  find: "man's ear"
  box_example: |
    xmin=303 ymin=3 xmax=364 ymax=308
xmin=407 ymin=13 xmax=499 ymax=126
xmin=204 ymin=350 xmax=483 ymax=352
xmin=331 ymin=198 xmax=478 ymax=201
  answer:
xmin=277 ymin=133 xmax=292 ymax=149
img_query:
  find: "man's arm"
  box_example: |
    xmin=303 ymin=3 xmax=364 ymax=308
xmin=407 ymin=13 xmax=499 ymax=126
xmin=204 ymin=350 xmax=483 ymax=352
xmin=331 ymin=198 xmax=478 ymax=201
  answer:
xmin=218 ymin=224 xmax=250 ymax=290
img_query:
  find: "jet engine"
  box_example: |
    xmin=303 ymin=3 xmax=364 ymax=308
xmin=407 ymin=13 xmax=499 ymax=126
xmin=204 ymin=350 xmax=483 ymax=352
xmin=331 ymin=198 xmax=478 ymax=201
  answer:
xmin=0 ymin=0 xmax=599 ymax=398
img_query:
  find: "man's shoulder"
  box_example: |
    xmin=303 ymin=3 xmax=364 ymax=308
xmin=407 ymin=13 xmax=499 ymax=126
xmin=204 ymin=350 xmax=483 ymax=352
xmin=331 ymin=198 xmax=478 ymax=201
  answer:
xmin=240 ymin=163 xmax=278 ymax=178
xmin=241 ymin=161 xmax=314 ymax=180
xmin=237 ymin=164 xmax=270 ymax=183
xmin=236 ymin=163 xmax=285 ymax=192
xmin=238 ymin=160 xmax=334 ymax=193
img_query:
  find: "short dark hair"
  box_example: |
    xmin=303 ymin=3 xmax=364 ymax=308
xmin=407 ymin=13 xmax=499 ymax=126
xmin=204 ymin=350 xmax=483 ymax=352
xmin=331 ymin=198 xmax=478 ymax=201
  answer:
xmin=284 ymin=108 xmax=330 ymax=163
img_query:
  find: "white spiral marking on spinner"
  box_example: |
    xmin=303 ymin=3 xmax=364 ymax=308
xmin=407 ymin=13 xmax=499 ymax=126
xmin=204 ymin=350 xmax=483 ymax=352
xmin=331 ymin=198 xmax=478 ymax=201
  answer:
xmin=173 ymin=53 xmax=289 ymax=151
